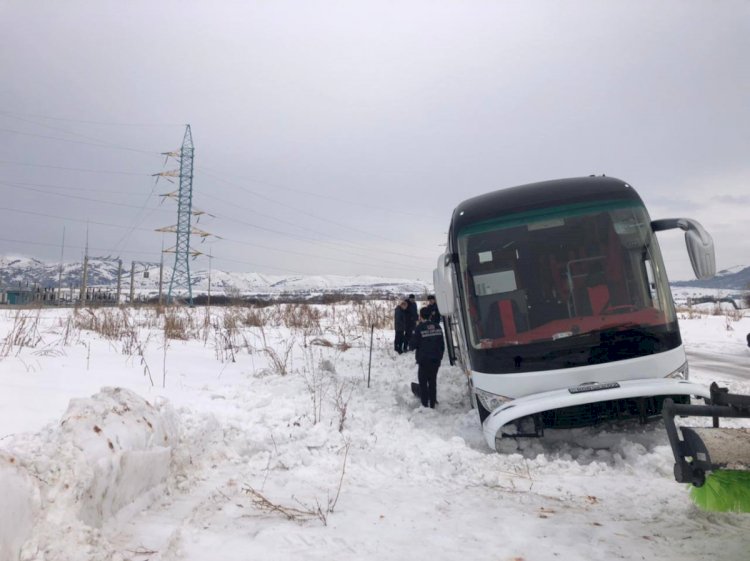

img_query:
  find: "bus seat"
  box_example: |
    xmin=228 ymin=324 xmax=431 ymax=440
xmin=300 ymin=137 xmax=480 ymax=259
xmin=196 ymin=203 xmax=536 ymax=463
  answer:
xmin=484 ymin=299 xmax=528 ymax=339
xmin=587 ymin=284 xmax=610 ymax=315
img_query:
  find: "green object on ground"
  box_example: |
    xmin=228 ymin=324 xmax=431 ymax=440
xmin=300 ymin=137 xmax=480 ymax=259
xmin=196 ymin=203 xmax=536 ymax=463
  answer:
xmin=690 ymin=470 xmax=750 ymax=513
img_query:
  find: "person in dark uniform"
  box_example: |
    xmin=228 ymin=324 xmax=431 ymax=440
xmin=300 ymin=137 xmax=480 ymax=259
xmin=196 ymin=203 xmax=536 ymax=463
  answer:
xmin=411 ymin=307 xmax=445 ymax=408
xmin=425 ymin=294 xmax=441 ymax=324
xmin=405 ymin=294 xmax=418 ymax=350
xmin=747 ymin=332 xmax=750 ymax=349
xmin=394 ymin=299 xmax=409 ymax=354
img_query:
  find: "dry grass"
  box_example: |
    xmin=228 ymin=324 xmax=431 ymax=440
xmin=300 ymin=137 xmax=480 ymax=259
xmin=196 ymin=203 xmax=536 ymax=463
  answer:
xmin=1 ymin=309 xmax=43 ymax=357
xmin=241 ymin=443 xmax=349 ymax=526
xmin=163 ymin=308 xmax=191 ymax=340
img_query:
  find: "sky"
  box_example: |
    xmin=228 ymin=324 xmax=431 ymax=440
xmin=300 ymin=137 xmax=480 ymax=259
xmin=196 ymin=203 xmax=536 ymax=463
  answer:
xmin=0 ymin=0 xmax=748 ymax=282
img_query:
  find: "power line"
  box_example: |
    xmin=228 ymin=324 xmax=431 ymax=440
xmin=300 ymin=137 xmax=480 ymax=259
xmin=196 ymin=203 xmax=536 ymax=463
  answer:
xmin=0 ymin=180 xmax=171 ymax=213
xmin=0 ymin=222 xmax=432 ymax=277
xmin=0 ymin=235 xmax=162 ymax=258
xmin=0 ymin=178 xmax=150 ymax=194
xmin=0 ymin=125 xmax=161 ymax=156
xmin=0 ymin=177 xmax=434 ymax=268
xmin=197 ymin=168 xmax=427 ymax=255
xmin=0 ymin=205 xmax=159 ymax=232
xmin=217 ymin=235 xmax=421 ymax=273
xmin=112 ymin=180 xmax=161 ymax=253
xmin=210 ymin=213 xmax=431 ymax=270
xmin=0 ymin=160 xmax=149 ymax=176
xmin=0 ymin=110 xmax=185 ymax=128
xmin=0 ymin=112 xmax=169 ymax=154
xmin=0 ymin=201 xmax=431 ymax=273
xmin=202 ymin=192 xmax=434 ymax=265
xmin=197 ymin=165 xmax=438 ymax=220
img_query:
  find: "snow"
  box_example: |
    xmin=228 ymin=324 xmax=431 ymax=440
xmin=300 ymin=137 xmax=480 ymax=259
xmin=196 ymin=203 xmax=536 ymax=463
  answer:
xmin=0 ymin=303 xmax=749 ymax=561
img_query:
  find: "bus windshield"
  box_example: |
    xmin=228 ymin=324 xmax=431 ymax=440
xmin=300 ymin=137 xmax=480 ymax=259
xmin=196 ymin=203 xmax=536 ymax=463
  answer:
xmin=456 ymin=200 xmax=679 ymax=371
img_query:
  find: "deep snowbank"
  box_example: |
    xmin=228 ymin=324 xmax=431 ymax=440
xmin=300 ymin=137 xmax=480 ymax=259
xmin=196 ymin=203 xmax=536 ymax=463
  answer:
xmin=0 ymin=387 xmax=178 ymax=561
xmin=0 ymin=453 xmax=39 ymax=561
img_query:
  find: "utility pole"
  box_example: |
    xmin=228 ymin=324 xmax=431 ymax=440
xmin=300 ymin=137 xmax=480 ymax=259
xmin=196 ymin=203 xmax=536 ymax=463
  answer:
xmin=207 ymin=246 xmax=213 ymax=308
xmin=80 ymin=254 xmax=89 ymax=304
xmin=155 ymin=125 xmax=217 ymax=306
xmin=79 ymin=227 xmax=89 ymax=305
xmin=116 ymin=259 xmax=122 ymax=304
xmin=128 ymin=261 xmax=161 ymax=305
xmin=129 ymin=261 xmax=136 ymax=304
xmin=156 ymin=125 xmax=196 ymax=305
xmin=158 ymin=251 xmax=164 ymax=305
xmin=57 ymin=227 xmax=65 ymax=304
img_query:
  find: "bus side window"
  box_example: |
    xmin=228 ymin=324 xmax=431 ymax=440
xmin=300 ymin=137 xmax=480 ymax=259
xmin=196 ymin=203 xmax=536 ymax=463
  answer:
xmin=644 ymin=259 xmax=660 ymax=309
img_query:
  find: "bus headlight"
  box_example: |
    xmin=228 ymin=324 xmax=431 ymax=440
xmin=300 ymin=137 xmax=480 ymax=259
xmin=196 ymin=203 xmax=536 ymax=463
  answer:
xmin=665 ymin=362 xmax=689 ymax=380
xmin=475 ymin=389 xmax=512 ymax=412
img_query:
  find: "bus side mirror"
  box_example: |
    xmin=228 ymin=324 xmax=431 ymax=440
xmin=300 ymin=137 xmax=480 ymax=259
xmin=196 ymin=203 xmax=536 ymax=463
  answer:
xmin=684 ymin=222 xmax=715 ymax=280
xmin=652 ymin=218 xmax=716 ymax=280
xmin=433 ymin=253 xmax=456 ymax=316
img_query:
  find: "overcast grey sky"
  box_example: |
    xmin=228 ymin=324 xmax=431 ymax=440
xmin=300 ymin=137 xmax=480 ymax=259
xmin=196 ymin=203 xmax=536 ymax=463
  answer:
xmin=1 ymin=0 xmax=748 ymax=282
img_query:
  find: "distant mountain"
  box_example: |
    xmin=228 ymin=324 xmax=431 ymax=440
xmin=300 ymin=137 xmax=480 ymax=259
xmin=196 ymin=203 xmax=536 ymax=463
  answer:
xmin=0 ymin=256 xmax=431 ymax=300
xmin=670 ymin=265 xmax=750 ymax=291
xmin=6 ymin=254 xmax=742 ymax=302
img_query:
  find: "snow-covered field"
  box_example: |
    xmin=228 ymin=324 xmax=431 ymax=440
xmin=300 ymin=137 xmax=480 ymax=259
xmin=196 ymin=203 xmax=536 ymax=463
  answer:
xmin=1 ymin=303 xmax=749 ymax=561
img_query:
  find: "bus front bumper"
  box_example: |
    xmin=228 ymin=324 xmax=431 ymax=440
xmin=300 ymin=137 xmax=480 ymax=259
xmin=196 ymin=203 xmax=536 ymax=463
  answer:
xmin=482 ymin=378 xmax=711 ymax=451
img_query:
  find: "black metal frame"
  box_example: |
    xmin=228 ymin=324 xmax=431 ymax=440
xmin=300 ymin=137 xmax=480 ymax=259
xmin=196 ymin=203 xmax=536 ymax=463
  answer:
xmin=663 ymin=383 xmax=750 ymax=486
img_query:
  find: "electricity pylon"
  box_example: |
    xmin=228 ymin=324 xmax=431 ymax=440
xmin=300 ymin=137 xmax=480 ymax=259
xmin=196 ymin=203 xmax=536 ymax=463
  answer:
xmin=155 ymin=125 xmax=202 ymax=305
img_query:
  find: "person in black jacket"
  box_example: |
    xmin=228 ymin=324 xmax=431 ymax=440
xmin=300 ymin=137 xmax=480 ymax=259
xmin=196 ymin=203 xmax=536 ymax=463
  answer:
xmin=425 ymin=294 xmax=441 ymax=324
xmin=411 ymin=307 xmax=445 ymax=408
xmin=394 ymin=299 xmax=409 ymax=354
xmin=405 ymin=294 xmax=418 ymax=350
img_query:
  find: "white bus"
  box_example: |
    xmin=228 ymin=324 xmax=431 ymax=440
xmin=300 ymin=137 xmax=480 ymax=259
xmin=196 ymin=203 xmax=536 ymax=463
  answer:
xmin=433 ymin=176 xmax=716 ymax=451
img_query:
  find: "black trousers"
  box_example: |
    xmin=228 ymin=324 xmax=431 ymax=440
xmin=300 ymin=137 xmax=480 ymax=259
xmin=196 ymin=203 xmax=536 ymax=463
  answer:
xmin=417 ymin=360 xmax=440 ymax=408
xmin=394 ymin=331 xmax=409 ymax=353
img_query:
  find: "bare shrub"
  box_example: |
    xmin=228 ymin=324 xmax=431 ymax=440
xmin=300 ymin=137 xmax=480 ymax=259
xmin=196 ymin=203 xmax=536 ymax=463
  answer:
xmin=261 ymin=339 xmax=295 ymax=376
xmin=1 ymin=309 xmax=43 ymax=357
xmin=309 ymin=337 xmax=334 ymax=348
xmin=282 ymin=303 xmax=323 ymax=333
xmin=242 ymin=307 xmax=266 ymax=327
xmin=55 ymin=315 xmax=79 ymax=346
xmin=136 ymin=339 xmax=155 ymax=386
xmin=72 ymin=308 xmax=138 ymax=342
xmin=333 ymin=380 xmax=354 ymax=433
xmin=352 ymin=300 xmax=391 ymax=330
xmin=164 ymin=308 xmax=189 ymax=340
xmin=242 ymin=443 xmax=349 ymax=526
xmin=725 ymin=308 xmax=743 ymax=322
xmin=300 ymin=350 xmax=330 ymax=424
xmin=213 ymin=316 xmax=251 ymax=363
xmin=242 ymin=486 xmax=317 ymax=523
xmin=222 ymin=307 xmax=243 ymax=331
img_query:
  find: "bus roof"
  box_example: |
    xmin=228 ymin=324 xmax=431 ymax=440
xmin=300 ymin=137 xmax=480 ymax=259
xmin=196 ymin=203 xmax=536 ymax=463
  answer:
xmin=451 ymin=176 xmax=644 ymax=234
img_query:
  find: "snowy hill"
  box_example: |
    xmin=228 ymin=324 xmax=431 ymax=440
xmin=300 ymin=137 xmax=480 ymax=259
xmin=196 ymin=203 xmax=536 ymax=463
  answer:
xmin=671 ymin=264 xmax=750 ymax=291
xmin=0 ymin=255 xmax=431 ymax=300
xmin=3 ymin=254 xmax=745 ymax=302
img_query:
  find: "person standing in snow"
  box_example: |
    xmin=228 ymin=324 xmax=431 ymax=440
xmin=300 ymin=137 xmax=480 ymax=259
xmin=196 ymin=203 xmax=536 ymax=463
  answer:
xmin=405 ymin=294 xmax=418 ymax=350
xmin=411 ymin=307 xmax=445 ymax=408
xmin=394 ymin=299 xmax=410 ymax=354
xmin=425 ymin=294 xmax=441 ymax=324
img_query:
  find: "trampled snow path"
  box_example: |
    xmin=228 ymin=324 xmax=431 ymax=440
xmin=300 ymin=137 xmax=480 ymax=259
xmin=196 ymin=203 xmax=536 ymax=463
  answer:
xmin=1 ymin=308 xmax=749 ymax=560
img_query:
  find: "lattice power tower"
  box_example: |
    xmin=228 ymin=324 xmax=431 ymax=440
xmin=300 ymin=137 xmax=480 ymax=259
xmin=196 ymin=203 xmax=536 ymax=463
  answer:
xmin=156 ymin=125 xmax=211 ymax=305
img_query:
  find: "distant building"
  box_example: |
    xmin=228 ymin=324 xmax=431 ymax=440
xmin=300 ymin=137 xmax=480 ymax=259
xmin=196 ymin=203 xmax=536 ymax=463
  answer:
xmin=2 ymin=288 xmax=36 ymax=305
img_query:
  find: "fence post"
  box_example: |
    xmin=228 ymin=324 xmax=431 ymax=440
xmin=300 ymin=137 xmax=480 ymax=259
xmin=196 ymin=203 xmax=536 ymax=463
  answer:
xmin=367 ymin=324 xmax=374 ymax=388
